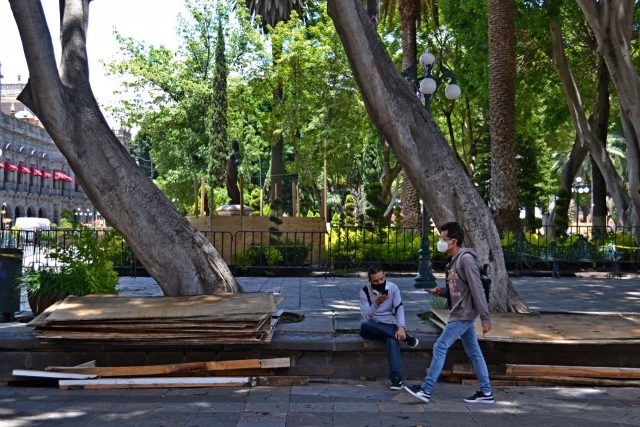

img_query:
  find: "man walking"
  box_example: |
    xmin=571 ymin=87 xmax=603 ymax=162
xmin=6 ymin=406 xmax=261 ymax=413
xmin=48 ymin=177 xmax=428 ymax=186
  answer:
xmin=359 ymin=264 xmax=419 ymax=390
xmin=405 ymin=222 xmax=494 ymax=404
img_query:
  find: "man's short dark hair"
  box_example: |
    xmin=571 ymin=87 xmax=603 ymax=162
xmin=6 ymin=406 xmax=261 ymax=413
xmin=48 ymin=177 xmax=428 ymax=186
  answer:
xmin=439 ymin=222 xmax=465 ymax=246
xmin=367 ymin=264 xmax=384 ymax=278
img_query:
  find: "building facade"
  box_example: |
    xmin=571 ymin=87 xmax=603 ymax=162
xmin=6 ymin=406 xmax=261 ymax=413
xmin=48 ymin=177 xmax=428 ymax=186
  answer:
xmin=0 ymin=82 xmax=94 ymax=227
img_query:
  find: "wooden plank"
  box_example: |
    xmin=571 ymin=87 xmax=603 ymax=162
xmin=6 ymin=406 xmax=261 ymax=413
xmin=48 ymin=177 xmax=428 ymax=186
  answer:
xmin=12 ymin=369 xmax=96 ymax=379
xmin=47 ymin=358 xmax=290 ymax=377
xmin=253 ymin=376 xmax=308 ymax=386
xmin=505 ymin=364 xmax=640 ymax=379
xmin=73 ymin=360 xmax=96 ymax=368
xmin=59 ymin=376 xmax=251 ymax=390
xmin=259 ymin=358 xmax=290 ymax=369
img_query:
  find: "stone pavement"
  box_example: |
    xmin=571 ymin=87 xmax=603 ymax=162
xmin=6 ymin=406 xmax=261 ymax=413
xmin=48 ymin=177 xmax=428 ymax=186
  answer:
xmin=3 ymin=273 xmax=640 ymax=426
xmin=1 ymin=377 xmax=639 ymax=426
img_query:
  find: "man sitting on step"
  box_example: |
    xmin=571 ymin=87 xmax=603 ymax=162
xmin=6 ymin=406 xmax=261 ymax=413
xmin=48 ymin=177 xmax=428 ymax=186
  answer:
xmin=359 ymin=264 xmax=419 ymax=390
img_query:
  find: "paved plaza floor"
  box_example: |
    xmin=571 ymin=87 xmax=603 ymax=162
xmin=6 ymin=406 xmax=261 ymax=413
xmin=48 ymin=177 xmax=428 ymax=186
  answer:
xmin=4 ymin=273 xmax=640 ymax=426
xmin=1 ymin=378 xmax=639 ymax=427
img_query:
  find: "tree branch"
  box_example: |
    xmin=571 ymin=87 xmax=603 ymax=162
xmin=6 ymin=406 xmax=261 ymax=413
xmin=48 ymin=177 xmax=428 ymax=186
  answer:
xmin=10 ymin=0 xmax=65 ymax=121
xmin=59 ymin=0 xmax=92 ymax=90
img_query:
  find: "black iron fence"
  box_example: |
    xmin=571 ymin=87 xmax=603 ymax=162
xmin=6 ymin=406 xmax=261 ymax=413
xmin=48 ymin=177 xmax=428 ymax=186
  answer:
xmin=2 ymin=224 xmax=639 ymax=276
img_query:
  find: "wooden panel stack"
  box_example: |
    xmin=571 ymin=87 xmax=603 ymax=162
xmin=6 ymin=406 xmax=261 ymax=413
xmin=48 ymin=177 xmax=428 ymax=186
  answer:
xmin=28 ymin=293 xmax=282 ymax=344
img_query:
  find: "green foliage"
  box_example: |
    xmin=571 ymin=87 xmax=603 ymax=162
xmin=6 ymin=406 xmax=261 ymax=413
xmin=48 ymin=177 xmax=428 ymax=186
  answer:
xmin=431 ymin=296 xmax=449 ymax=310
xmin=208 ymin=15 xmax=229 ymax=189
xmin=248 ymin=188 xmax=262 ymax=211
xmin=19 ymin=214 xmax=120 ymax=300
xmin=239 ymin=240 xmax=309 ymax=267
xmin=327 ymin=226 xmax=432 ymax=268
xmin=106 ymin=0 xmax=247 ymax=210
xmin=344 ymin=194 xmax=357 ymax=226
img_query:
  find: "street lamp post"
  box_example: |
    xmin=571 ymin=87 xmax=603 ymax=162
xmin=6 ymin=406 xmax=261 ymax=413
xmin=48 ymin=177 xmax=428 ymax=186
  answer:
xmin=572 ymin=177 xmax=590 ymax=231
xmin=0 ymin=204 xmax=6 ymax=231
xmin=414 ymin=51 xmax=461 ymax=288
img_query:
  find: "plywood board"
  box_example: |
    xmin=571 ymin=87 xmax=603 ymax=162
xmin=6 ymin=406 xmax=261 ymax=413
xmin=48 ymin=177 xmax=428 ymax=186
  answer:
xmin=45 ymin=293 xmax=276 ymax=322
xmin=431 ymin=309 xmax=640 ymax=343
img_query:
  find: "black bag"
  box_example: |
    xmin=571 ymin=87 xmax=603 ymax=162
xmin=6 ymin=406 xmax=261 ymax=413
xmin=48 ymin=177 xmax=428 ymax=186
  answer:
xmin=455 ymin=252 xmax=491 ymax=304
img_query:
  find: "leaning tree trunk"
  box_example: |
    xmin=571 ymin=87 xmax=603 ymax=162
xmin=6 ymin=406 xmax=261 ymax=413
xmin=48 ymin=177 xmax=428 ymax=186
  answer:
xmin=328 ymin=0 xmax=528 ymax=312
xmin=548 ymin=18 xmax=635 ymax=231
xmin=576 ymin=0 xmax=640 ymax=241
xmin=10 ymin=0 xmax=240 ymax=296
xmin=488 ymin=0 xmax=520 ymax=235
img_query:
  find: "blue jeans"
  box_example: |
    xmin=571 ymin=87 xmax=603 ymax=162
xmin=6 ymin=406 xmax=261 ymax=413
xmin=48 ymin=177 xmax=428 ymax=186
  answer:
xmin=359 ymin=319 xmax=402 ymax=381
xmin=421 ymin=320 xmax=491 ymax=395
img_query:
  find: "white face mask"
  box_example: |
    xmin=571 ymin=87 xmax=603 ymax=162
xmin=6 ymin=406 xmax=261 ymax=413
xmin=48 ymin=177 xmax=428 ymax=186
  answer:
xmin=436 ymin=239 xmax=449 ymax=253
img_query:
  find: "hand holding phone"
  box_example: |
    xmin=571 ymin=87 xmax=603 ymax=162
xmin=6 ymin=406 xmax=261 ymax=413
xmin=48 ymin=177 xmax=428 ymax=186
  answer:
xmin=427 ymin=287 xmax=441 ymax=296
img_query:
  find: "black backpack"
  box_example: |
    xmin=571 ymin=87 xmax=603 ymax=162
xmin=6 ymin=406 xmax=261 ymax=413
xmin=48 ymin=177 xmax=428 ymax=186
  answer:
xmin=455 ymin=252 xmax=491 ymax=304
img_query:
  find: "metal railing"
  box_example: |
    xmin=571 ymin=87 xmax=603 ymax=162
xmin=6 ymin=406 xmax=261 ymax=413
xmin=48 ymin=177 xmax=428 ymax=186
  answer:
xmin=1 ymin=224 xmax=638 ymax=276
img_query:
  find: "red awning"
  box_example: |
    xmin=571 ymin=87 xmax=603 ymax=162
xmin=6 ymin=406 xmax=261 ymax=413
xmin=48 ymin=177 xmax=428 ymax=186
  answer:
xmin=0 ymin=162 xmax=4 ymax=169
xmin=18 ymin=164 xmax=31 ymax=175
xmin=31 ymin=167 xmax=43 ymax=177
xmin=4 ymin=161 xmax=18 ymax=172
xmin=42 ymin=169 xmax=52 ymax=179
xmin=53 ymin=170 xmax=73 ymax=182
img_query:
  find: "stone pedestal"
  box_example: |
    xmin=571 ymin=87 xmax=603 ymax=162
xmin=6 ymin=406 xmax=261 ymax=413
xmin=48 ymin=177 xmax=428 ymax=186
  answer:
xmin=216 ymin=204 xmax=255 ymax=216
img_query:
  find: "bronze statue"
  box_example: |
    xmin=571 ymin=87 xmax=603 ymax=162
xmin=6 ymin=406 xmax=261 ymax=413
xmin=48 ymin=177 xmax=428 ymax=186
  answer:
xmin=225 ymin=140 xmax=241 ymax=205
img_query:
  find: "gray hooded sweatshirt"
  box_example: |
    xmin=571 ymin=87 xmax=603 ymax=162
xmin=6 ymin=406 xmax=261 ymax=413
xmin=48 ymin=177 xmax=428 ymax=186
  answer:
xmin=445 ymin=248 xmax=491 ymax=326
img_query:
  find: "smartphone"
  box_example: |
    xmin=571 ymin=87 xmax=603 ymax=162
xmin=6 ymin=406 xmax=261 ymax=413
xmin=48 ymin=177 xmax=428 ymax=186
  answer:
xmin=382 ymin=289 xmax=388 ymax=295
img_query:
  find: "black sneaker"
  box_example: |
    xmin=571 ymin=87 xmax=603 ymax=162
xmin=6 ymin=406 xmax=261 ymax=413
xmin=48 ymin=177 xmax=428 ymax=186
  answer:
xmin=404 ymin=334 xmax=419 ymax=348
xmin=464 ymin=390 xmax=495 ymax=404
xmin=390 ymin=378 xmax=403 ymax=390
xmin=404 ymin=385 xmax=431 ymax=403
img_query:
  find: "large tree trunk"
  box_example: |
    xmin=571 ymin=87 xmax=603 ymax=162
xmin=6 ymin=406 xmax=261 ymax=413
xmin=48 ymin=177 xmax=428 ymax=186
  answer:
xmin=488 ymin=0 xmax=520 ymax=234
xmin=10 ymin=0 xmax=240 ymax=295
xmin=576 ymin=0 xmax=640 ymax=241
xmin=328 ymin=0 xmax=528 ymax=312
xmin=398 ymin=0 xmax=421 ymax=229
xmin=591 ymin=57 xmax=610 ymax=239
xmin=549 ymin=136 xmax=589 ymax=239
xmin=548 ymin=17 xmax=635 ymax=231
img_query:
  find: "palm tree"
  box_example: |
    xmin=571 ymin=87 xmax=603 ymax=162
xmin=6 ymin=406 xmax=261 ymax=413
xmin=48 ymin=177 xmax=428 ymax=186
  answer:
xmin=244 ymin=1 xmax=305 ymax=204
xmin=245 ymin=0 xmax=304 ymax=28
xmin=488 ymin=0 xmax=519 ymax=234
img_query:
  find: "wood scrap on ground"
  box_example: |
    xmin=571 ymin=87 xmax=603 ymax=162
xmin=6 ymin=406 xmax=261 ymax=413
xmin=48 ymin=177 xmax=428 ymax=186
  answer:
xmin=441 ymin=363 xmax=640 ymax=387
xmin=45 ymin=357 xmax=290 ymax=377
xmin=28 ymin=293 xmax=283 ymax=344
xmin=11 ymin=356 xmax=308 ymax=389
